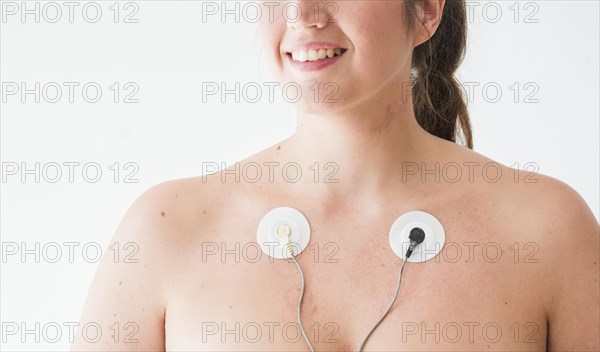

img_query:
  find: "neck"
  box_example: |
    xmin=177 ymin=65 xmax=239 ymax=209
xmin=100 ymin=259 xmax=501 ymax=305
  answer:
xmin=278 ymin=87 xmax=442 ymax=211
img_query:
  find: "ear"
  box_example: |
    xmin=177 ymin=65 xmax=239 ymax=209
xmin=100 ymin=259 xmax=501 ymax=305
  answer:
xmin=412 ymin=0 xmax=445 ymax=47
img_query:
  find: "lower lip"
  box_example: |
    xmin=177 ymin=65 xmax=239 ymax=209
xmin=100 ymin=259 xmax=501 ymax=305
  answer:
xmin=286 ymin=52 xmax=346 ymax=72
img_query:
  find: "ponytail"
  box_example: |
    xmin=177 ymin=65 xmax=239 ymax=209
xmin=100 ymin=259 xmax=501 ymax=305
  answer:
xmin=406 ymin=0 xmax=473 ymax=149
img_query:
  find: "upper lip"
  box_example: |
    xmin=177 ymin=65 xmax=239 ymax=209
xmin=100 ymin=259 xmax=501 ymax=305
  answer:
xmin=284 ymin=41 xmax=347 ymax=53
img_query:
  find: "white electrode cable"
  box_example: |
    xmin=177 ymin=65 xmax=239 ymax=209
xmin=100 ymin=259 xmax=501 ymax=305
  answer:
xmin=277 ymin=225 xmax=315 ymax=352
xmin=285 ymin=241 xmax=412 ymax=352
xmin=287 ymin=246 xmax=316 ymax=352
xmin=357 ymin=258 xmax=408 ymax=351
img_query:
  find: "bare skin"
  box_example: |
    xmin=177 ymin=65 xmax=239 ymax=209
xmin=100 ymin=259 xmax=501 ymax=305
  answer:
xmin=70 ymin=137 xmax=600 ymax=352
xmin=71 ymin=0 xmax=599 ymax=351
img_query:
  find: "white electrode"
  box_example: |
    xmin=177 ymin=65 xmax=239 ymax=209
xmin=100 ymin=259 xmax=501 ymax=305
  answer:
xmin=256 ymin=206 xmax=311 ymax=259
xmin=389 ymin=210 xmax=446 ymax=263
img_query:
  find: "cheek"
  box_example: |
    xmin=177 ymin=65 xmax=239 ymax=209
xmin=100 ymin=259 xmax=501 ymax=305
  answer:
xmin=348 ymin=2 xmax=411 ymax=79
xmin=257 ymin=10 xmax=285 ymax=76
xmin=257 ymin=20 xmax=278 ymax=55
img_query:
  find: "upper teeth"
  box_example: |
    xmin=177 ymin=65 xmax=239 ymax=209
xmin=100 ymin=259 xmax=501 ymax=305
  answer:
xmin=291 ymin=48 xmax=343 ymax=62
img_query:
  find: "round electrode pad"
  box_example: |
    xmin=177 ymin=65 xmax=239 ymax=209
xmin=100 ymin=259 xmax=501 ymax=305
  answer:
xmin=257 ymin=207 xmax=311 ymax=260
xmin=389 ymin=210 xmax=445 ymax=263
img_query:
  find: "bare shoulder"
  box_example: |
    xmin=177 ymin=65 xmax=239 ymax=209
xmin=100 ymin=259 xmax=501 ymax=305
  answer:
xmin=509 ymin=170 xmax=599 ymax=350
xmin=458 ymin=145 xmax=597 ymax=248
xmin=107 ymin=177 xmax=211 ymax=256
xmin=123 ymin=176 xmax=222 ymax=233
xmin=446 ymin=143 xmax=596 ymax=231
xmin=454 ymin=145 xmax=599 ymax=350
xmin=71 ymin=175 xmax=226 ymax=351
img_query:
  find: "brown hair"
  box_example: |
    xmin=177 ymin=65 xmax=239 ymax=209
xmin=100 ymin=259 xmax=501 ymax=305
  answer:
xmin=405 ymin=0 xmax=473 ymax=149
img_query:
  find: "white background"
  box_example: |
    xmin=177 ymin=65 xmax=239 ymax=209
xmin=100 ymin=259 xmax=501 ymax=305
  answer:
xmin=1 ymin=1 xmax=598 ymax=350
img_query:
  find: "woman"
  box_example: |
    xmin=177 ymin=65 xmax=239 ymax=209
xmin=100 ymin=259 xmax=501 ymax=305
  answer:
xmin=71 ymin=0 xmax=599 ymax=351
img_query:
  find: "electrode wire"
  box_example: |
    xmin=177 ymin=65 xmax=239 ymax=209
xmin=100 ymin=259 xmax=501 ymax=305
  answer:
xmin=288 ymin=246 xmax=316 ymax=352
xmin=357 ymin=258 xmax=408 ymax=351
xmin=287 ymin=245 xmax=409 ymax=352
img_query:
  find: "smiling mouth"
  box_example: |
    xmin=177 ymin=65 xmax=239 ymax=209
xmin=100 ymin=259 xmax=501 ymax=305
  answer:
xmin=286 ymin=48 xmax=348 ymax=62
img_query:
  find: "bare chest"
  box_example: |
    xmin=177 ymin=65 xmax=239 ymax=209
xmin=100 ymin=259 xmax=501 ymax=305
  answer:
xmin=164 ymin=202 xmax=548 ymax=351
